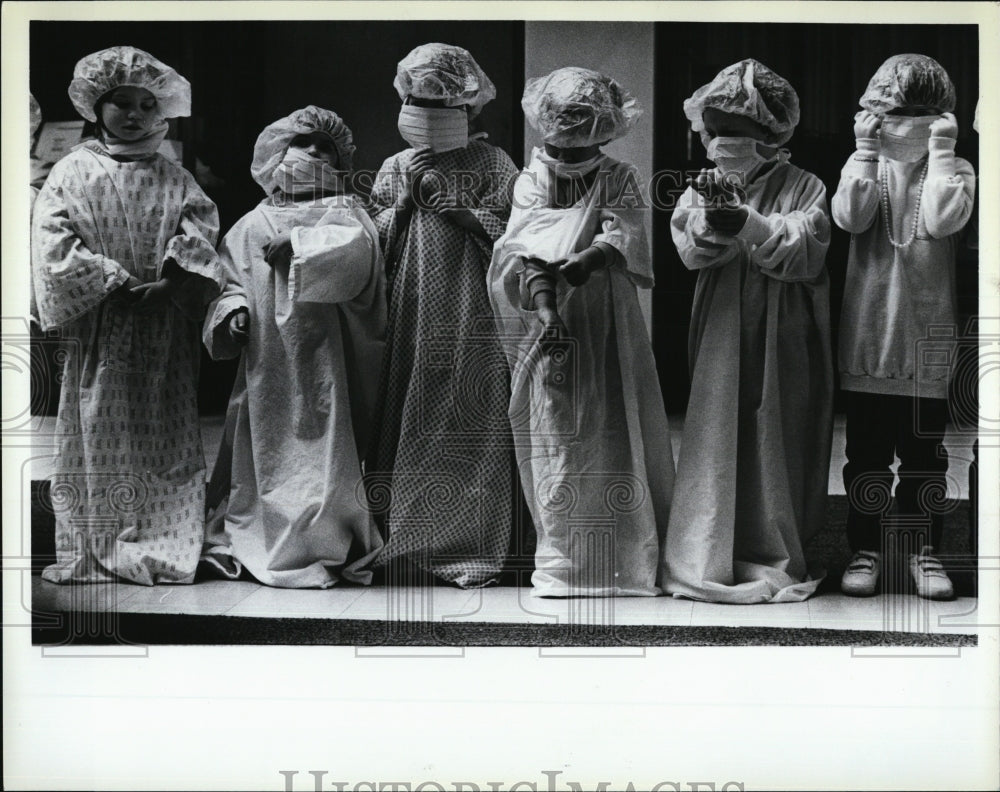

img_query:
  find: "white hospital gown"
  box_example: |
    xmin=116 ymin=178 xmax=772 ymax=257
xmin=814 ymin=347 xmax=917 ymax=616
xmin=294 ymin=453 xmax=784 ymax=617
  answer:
xmin=202 ymin=195 xmax=386 ymax=588
xmin=488 ymin=152 xmax=675 ymax=596
xmin=665 ymin=157 xmax=833 ymax=603
xmin=32 ymin=141 xmax=221 ymax=585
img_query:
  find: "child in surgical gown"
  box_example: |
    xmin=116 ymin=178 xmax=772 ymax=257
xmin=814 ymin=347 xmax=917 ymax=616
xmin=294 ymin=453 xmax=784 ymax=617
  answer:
xmin=489 ymin=67 xmax=675 ymax=597
xmin=32 ymin=47 xmax=221 ymax=585
xmin=664 ymin=58 xmax=833 ymax=604
xmin=366 ymin=44 xmax=519 ymax=588
xmin=202 ymin=107 xmax=386 ymax=588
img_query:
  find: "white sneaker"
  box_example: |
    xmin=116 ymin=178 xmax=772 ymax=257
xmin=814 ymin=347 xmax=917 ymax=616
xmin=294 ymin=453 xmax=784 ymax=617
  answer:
xmin=841 ymin=550 xmax=881 ymax=597
xmin=909 ymin=547 xmax=955 ymax=600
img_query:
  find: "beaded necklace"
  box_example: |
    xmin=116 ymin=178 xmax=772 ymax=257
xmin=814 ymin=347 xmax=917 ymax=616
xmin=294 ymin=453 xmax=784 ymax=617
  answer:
xmin=878 ymin=157 xmax=928 ymax=249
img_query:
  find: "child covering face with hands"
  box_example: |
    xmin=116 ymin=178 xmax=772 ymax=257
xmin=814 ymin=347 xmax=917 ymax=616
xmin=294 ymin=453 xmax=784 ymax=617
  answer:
xmin=832 ymin=54 xmax=975 ymax=601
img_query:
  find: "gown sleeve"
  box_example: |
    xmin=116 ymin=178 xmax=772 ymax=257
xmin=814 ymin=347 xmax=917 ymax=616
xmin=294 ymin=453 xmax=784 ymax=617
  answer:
xmin=922 ymin=140 xmax=976 ymax=239
xmin=30 ymin=160 xmax=132 ymax=331
xmin=203 ymin=222 xmax=251 ymax=361
xmin=491 ymin=169 xmax=547 ymax=314
xmin=830 ymin=139 xmax=880 ymax=234
xmin=467 ymin=147 xmax=519 ymax=242
xmin=163 ymin=169 xmax=222 ymax=320
xmin=736 ymin=170 xmax=831 ymax=283
xmin=670 ymin=185 xmax=743 ymax=272
xmin=593 ymin=163 xmax=653 ymax=288
xmin=288 ymin=213 xmax=377 ymax=304
xmin=368 ymin=152 xmax=407 ymax=262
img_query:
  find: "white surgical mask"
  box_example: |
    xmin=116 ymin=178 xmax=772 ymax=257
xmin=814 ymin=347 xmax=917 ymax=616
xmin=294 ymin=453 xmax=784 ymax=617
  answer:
xmin=535 ymin=147 xmax=605 ymax=178
xmin=273 ymin=146 xmax=345 ymax=196
xmin=397 ymin=105 xmax=469 ymax=153
xmin=704 ymin=135 xmax=770 ymax=178
xmin=879 ymin=114 xmax=940 ymax=162
xmin=101 ymin=119 xmax=170 ymax=159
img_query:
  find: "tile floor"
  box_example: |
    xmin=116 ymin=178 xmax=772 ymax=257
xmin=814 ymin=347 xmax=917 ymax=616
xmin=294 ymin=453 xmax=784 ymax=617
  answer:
xmin=29 ymin=576 xmax=981 ymax=636
xmin=26 ymin=414 xmax=980 ymax=636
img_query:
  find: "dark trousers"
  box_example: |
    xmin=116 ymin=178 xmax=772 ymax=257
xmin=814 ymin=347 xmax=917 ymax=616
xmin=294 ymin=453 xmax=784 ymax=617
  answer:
xmin=843 ymin=391 xmax=949 ymax=554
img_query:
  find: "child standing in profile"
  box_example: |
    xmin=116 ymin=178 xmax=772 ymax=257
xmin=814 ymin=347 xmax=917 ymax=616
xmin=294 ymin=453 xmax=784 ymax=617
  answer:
xmin=32 ymin=46 xmax=221 ymax=585
xmin=833 ymin=54 xmax=975 ymax=600
xmin=664 ymin=59 xmax=833 ymax=604
xmin=489 ymin=67 xmax=674 ymax=597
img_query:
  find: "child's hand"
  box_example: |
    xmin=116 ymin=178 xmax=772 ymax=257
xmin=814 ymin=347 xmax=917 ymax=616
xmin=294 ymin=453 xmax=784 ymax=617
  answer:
xmin=130 ymin=278 xmax=176 ymax=314
xmin=555 ymin=246 xmax=606 ymax=287
xmin=263 ymin=232 xmax=293 ymax=269
xmin=228 ymin=309 xmax=249 ymax=346
xmin=690 ymin=168 xmax=726 ymax=204
xmin=930 ymin=112 xmax=959 ymax=139
xmin=401 ymin=147 xmax=437 ymax=207
xmin=425 ymin=190 xmax=455 ymax=213
xmin=705 ymin=204 xmax=749 ymax=236
xmin=537 ymin=305 xmax=571 ymax=358
xmin=438 ymin=206 xmax=482 ymax=234
xmin=430 ymin=194 xmax=486 ymax=236
xmin=694 ymin=170 xmax=747 ymax=235
xmin=854 ymin=110 xmax=882 ymax=140
xmin=111 ymin=275 xmax=144 ymax=305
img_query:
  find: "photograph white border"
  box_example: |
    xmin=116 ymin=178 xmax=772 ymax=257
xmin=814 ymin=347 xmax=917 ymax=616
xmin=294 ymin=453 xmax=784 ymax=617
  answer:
xmin=3 ymin=2 xmax=999 ymax=790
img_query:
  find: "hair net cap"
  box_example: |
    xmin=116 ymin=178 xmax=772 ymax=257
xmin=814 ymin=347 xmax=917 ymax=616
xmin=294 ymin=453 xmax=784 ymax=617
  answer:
xmin=30 ymin=93 xmax=42 ymax=137
xmin=522 ymin=66 xmax=642 ymax=148
xmin=859 ymin=54 xmax=956 ymax=115
xmin=393 ymin=43 xmax=496 ymax=115
xmin=683 ymin=58 xmax=800 ymax=146
xmin=250 ymin=105 xmax=357 ymax=193
xmin=68 ymin=46 xmax=191 ymax=122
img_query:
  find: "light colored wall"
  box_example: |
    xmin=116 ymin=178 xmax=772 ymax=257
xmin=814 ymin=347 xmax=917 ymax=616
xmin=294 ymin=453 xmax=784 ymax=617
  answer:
xmin=524 ymin=22 xmax=655 ymax=333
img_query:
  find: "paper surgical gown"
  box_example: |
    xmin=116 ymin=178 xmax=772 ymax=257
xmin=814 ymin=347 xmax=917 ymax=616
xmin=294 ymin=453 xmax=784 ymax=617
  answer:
xmin=488 ymin=152 xmax=675 ymax=596
xmin=665 ymin=158 xmax=833 ymax=603
xmin=32 ymin=142 xmax=221 ymax=585
xmin=203 ymin=194 xmax=386 ymax=588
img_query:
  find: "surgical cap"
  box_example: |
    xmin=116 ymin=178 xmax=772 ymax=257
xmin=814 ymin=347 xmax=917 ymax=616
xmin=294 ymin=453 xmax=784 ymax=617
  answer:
xmin=522 ymin=66 xmax=642 ymax=148
xmin=250 ymin=105 xmax=357 ymax=193
xmin=68 ymin=46 xmax=191 ymax=122
xmin=859 ymin=54 xmax=956 ymax=115
xmin=683 ymin=58 xmax=800 ymax=146
xmin=393 ymin=43 xmax=496 ymax=116
xmin=30 ymin=93 xmax=42 ymax=137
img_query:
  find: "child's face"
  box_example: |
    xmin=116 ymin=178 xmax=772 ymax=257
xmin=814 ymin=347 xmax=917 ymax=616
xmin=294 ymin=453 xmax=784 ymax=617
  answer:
xmin=288 ymin=131 xmax=340 ymax=168
xmin=702 ymin=108 xmax=774 ymax=146
xmin=99 ymin=87 xmax=159 ymax=140
xmin=543 ymin=142 xmax=603 ymax=162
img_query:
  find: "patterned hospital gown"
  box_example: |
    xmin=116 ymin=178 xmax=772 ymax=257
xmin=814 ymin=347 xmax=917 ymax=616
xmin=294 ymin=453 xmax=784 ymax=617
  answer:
xmin=32 ymin=141 xmax=220 ymax=585
xmin=366 ymin=140 xmax=519 ymax=587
